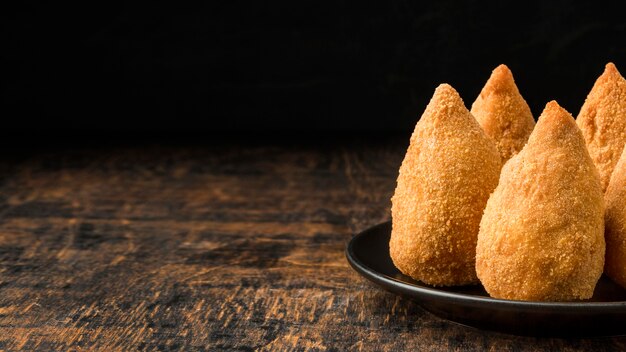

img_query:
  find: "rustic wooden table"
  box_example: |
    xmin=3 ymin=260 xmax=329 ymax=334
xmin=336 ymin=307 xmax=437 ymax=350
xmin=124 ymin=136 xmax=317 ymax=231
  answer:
xmin=1 ymin=139 xmax=625 ymax=350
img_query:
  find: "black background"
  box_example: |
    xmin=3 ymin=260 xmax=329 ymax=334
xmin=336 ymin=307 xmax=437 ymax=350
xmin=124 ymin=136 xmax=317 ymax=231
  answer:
xmin=3 ymin=1 xmax=626 ymax=142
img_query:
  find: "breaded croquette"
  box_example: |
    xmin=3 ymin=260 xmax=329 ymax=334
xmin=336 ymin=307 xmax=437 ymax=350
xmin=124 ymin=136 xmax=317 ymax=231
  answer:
xmin=604 ymin=148 xmax=626 ymax=289
xmin=476 ymin=101 xmax=605 ymax=301
xmin=390 ymin=84 xmax=502 ymax=286
xmin=577 ymin=63 xmax=626 ymax=192
xmin=471 ymin=64 xmax=535 ymax=162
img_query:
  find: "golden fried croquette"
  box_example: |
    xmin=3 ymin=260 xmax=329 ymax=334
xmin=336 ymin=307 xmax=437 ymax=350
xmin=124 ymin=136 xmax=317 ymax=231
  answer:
xmin=471 ymin=64 xmax=535 ymax=162
xmin=476 ymin=101 xmax=605 ymax=301
xmin=577 ymin=62 xmax=626 ymax=192
xmin=604 ymin=148 xmax=626 ymax=289
xmin=390 ymin=84 xmax=502 ymax=286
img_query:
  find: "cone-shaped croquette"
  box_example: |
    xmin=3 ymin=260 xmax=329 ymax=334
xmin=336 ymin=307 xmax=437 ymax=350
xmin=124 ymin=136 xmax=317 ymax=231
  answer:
xmin=471 ymin=64 xmax=535 ymax=162
xmin=476 ymin=101 xmax=605 ymax=301
xmin=577 ymin=62 xmax=626 ymax=192
xmin=605 ymin=148 xmax=626 ymax=289
xmin=390 ymin=84 xmax=502 ymax=286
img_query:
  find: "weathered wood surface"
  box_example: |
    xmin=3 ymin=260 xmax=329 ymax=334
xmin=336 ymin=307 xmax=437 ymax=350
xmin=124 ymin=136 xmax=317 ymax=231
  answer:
xmin=0 ymin=141 xmax=625 ymax=351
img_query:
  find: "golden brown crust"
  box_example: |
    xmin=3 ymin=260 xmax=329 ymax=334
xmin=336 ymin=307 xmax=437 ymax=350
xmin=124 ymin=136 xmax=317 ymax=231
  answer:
xmin=577 ymin=62 xmax=626 ymax=192
xmin=471 ymin=64 xmax=535 ymax=162
xmin=476 ymin=101 xmax=605 ymax=301
xmin=604 ymin=148 xmax=626 ymax=288
xmin=390 ymin=84 xmax=502 ymax=286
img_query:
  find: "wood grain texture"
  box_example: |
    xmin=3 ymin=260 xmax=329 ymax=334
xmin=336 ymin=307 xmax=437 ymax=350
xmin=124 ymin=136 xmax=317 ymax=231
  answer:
xmin=0 ymin=141 xmax=625 ymax=351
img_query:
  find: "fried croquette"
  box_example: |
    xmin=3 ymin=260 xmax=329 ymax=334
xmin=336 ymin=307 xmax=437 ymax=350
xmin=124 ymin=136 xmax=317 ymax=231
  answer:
xmin=604 ymin=148 xmax=626 ymax=289
xmin=390 ymin=84 xmax=502 ymax=286
xmin=471 ymin=64 xmax=535 ymax=162
xmin=577 ymin=62 xmax=626 ymax=192
xmin=476 ymin=101 xmax=605 ymax=301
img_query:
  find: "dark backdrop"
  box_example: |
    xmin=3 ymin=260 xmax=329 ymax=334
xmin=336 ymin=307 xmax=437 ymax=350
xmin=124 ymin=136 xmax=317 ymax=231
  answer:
xmin=3 ymin=1 xmax=626 ymax=138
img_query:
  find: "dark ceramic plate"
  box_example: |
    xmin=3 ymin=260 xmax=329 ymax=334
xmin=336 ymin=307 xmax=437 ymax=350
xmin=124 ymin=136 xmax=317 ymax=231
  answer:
xmin=345 ymin=221 xmax=626 ymax=337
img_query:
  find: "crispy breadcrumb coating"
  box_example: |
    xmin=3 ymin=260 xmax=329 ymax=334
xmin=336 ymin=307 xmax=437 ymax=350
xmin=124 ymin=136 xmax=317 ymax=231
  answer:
xmin=471 ymin=64 xmax=535 ymax=162
xmin=577 ymin=62 xmax=626 ymax=192
xmin=604 ymin=148 xmax=626 ymax=288
xmin=476 ymin=101 xmax=605 ymax=301
xmin=390 ymin=84 xmax=502 ymax=286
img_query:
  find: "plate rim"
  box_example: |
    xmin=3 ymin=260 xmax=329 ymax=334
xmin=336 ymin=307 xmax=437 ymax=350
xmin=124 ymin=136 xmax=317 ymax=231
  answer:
xmin=346 ymin=221 xmax=626 ymax=310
